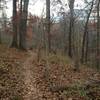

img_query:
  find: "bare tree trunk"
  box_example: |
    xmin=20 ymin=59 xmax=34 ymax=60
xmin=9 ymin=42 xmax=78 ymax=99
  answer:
xmin=96 ymin=0 xmax=100 ymax=69
xmin=81 ymin=0 xmax=94 ymax=63
xmin=85 ymin=32 xmax=89 ymax=63
xmin=11 ymin=0 xmax=18 ymax=47
xmin=46 ymin=0 xmax=51 ymax=53
xmin=0 ymin=1 xmax=2 ymax=44
xmin=74 ymin=33 xmax=80 ymax=71
xmin=18 ymin=0 xmax=22 ymax=47
xmin=68 ymin=0 xmax=75 ymax=58
xmin=19 ymin=0 xmax=29 ymax=50
xmin=62 ymin=14 xmax=67 ymax=55
xmin=0 ymin=30 xmax=1 ymax=44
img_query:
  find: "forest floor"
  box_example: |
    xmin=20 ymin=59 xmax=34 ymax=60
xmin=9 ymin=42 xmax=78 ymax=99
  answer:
xmin=0 ymin=44 xmax=100 ymax=100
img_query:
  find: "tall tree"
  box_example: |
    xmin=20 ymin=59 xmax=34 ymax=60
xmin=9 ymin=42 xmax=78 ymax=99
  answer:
xmin=96 ymin=0 xmax=100 ymax=69
xmin=81 ymin=0 xmax=94 ymax=63
xmin=19 ymin=0 xmax=29 ymax=50
xmin=0 ymin=0 xmax=2 ymax=44
xmin=11 ymin=0 xmax=18 ymax=47
xmin=46 ymin=0 xmax=51 ymax=52
xmin=0 ymin=0 xmax=7 ymax=44
xmin=68 ymin=0 xmax=75 ymax=58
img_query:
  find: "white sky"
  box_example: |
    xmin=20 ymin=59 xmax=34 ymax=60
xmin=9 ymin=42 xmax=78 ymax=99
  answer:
xmin=6 ymin=0 xmax=85 ymax=18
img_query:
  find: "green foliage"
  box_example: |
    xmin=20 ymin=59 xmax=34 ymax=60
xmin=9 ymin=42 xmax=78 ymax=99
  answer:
xmin=74 ymin=83 xmax=87 ymax=97
xmin=71 ymin=82 xmax=99 ymax=99
xmin=11 ymin=95 xmax=23 ymax=100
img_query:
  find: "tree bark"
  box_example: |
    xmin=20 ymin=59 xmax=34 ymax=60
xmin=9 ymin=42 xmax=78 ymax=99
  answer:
xmin=96 ymin=0 xmax=100 ymax=69
xmin=81 ymin=0 xmax=94 ymax=63
xmin=68 ymin=0 xmax=75 ymax=58
xmin=19 ymin=0 xmax=29 ymax=50
xmin=11 ymin=0 xmax=18 ymax=47
xmin=46 ymin=0 xmax=51 ymax=53
xmin=0 ymin=1 xmax=2 ymax=44
xmin=85 ymin=31 xmax=89 ymax=63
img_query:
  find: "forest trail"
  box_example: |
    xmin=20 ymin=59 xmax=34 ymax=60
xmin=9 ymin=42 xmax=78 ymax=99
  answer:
xmin=21 ymin=50 xmax=100 ymax=100
xmin=0 ymin=45 xmax=100 ymax=99
xmin=22 ymin=51 xmax=39 ymax=100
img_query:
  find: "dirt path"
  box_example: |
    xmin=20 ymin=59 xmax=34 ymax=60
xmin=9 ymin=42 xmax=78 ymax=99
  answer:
xmin=22 ymin=51 xmax=40 ymax=100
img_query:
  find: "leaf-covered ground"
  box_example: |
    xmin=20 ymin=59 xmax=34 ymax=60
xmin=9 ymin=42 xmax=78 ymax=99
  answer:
xmin=0 ymin=45 xmax=100 ymax=100
xmin=0 ymin=45 xmax=28 ymax=99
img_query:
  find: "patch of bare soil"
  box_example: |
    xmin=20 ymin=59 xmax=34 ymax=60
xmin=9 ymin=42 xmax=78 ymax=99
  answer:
xmin=22 ymin=51 xmax=42 ymax=100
